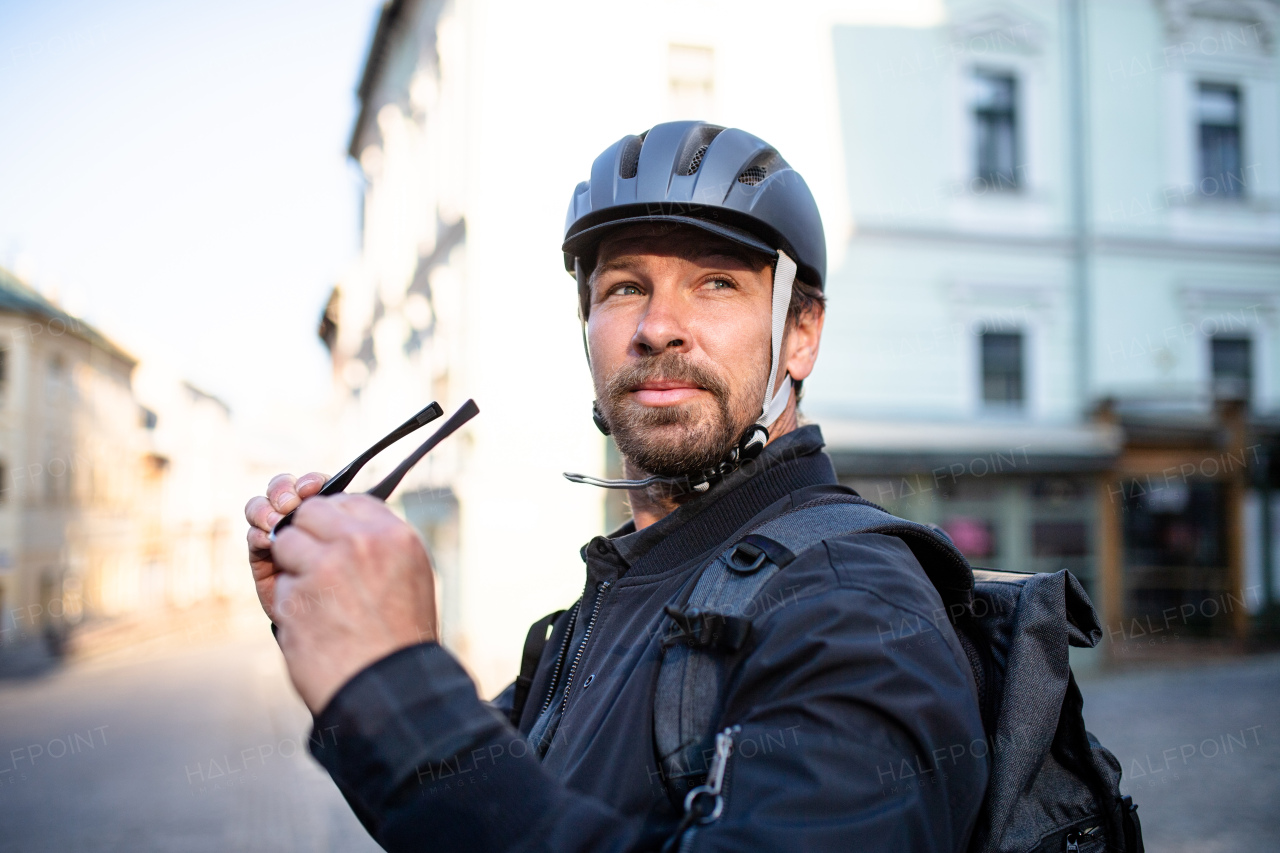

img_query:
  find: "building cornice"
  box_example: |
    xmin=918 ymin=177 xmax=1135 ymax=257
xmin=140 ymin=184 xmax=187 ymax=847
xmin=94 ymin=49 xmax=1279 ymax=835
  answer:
xmin=849 ymin=225 xmax=1280 ymax=261
xmin=1158 ymin=0 xmax=1279 ymax=53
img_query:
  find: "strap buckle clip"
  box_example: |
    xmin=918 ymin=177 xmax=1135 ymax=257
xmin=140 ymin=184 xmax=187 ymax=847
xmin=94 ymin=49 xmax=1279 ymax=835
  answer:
xmin=661 ymin=606 xmax=751 ymax=652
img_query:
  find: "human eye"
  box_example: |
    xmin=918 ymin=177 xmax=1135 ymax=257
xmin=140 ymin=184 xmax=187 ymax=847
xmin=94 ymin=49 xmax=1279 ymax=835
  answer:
xmin=705 ymin=276 xmax=735 ymax=290
xmin=610 ymin=283 xmax=642 ymax=297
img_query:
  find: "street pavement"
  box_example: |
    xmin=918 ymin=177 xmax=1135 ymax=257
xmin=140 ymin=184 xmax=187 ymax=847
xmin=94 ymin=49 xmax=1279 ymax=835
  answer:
xmin=0 ymin=620 xmax=380 ymax=853
xmin=1 ymin=617 xmax=1277 ymax=851
xmin=1077 ymin=652 xmax=1280 ymax=853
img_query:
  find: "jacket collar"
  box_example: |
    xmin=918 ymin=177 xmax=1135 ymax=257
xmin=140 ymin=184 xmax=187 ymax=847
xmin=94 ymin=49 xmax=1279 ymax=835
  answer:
xmin=585 ymin=424 xmax=835 ymax=580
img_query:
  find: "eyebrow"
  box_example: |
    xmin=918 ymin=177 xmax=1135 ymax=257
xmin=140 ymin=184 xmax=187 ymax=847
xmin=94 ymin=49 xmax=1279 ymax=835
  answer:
xmin=592 ymin=256 xmax=644 ymax=278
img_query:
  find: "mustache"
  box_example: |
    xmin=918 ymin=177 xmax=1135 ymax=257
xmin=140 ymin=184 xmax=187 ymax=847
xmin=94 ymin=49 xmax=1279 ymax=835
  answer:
xmin=603 ymin=353 xmax=730 ymax=404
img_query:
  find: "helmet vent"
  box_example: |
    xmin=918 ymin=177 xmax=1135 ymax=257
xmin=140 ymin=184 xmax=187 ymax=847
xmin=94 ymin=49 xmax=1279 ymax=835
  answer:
xmin=618 ymin=135 xmax=643 ymax=179
xmin=737 ymin=165 xmax=767 ymax=186
xmin=685 ymin=144 xmax=709 ymax=175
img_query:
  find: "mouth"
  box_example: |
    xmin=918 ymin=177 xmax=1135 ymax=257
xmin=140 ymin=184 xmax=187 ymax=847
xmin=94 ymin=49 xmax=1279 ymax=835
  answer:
xmin=630 ymin=379 xmax=705 ymax=407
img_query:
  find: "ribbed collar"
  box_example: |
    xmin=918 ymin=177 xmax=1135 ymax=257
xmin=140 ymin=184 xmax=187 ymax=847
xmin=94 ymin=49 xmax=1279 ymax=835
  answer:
xmin=593 ymin=424 xmax=835 ymax=579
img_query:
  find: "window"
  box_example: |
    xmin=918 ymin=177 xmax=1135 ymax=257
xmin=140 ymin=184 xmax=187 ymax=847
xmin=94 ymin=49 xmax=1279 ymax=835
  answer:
xmin=45 ymin=354 xmax=66 ymax=407
xmin=971 ymin=70 xmax=1019 ymax=190
xmin=1211 ymin=336 xmax=1251 ymax=402
xmin=1198 ymin=83 xmax=1243 ymax=197
xmin=1032 ymin=521 xmax=1089 ymax=557
xmin=1123 ymin=481 xmax=1228 ymax=636
xmin=981 ymin=330 xmax=1024 ymax=407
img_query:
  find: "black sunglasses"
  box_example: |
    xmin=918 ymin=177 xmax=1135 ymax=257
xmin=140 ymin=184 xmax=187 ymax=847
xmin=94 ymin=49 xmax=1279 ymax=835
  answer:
xmin=271 ymin=399 xmax=479 ymax=540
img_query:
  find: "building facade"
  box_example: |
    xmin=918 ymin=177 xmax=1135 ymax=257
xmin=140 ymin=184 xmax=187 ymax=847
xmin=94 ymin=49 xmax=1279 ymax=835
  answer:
xmin=0 ymin=268 xmax=145 ymax=646
xmin=818 ymin=0 xmax=1280 ymax=650
xmin=0 ymin=268 xmax=243 ymax=650
xmin=334 ymin=0 xmax=1280 ymax=690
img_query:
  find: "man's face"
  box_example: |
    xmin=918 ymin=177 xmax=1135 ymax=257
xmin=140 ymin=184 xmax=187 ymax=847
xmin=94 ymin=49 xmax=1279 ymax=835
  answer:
xmin=586 ymin=224 xmax=774 ymax=478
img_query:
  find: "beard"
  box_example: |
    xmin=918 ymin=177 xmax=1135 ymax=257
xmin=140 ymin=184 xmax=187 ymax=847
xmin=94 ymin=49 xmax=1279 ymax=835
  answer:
xmin=596 ymin=352 xmax=760 ymax=478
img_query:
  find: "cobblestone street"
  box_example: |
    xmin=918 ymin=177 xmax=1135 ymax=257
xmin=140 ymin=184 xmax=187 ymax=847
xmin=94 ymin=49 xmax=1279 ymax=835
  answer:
xmin=1 ymin=621 xmax=1276 ymax=852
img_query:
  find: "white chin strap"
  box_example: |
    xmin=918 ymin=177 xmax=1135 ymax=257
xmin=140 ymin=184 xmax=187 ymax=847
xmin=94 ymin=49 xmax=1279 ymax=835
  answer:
xmin=760 ymin=250 xmax=798 ymax=429
xmin=762 ymin=374 xmax=792 ymax=428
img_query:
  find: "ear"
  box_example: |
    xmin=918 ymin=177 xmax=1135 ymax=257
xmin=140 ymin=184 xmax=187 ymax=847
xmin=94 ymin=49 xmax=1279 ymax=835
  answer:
xmin=783 ymin=304 xmax=824 ymax=383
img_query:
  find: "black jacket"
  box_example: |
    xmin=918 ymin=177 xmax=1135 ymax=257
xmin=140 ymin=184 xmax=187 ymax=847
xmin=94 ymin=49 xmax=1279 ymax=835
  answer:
xmin=309 ymin=426 xmax=988 ymax=851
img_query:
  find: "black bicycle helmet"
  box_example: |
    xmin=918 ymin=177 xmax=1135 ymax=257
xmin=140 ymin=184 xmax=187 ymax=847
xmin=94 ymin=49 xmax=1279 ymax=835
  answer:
xmin=562 ymin=121 xmax=826 ymax=494
xmin=562 ymin=121 xmax=825 ymax=290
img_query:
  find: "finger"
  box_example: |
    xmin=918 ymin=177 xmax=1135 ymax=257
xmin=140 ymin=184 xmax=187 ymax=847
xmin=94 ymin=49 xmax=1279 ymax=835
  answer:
xmin=296 ymin=472 xmax=329 ymax=499
xmin=273 ymin=572 xmax=299 ymax=626
xmin=326 ymin=494 xmax=433 ymax=566
xmin=326 ymin=492 xmax=400 ymax=522
xmin=290 ymin=495 xmax=369 ymax=543
xmin=248 ymin=550 xmax=276 ymax=582
xmin=266 ymin=473 xmax=301 ymax=514
xmin=271 ymin=524 xmax=329 ymax=579
xmin=273 ymin=568 xmax=343 ymax=623
xmin=245 ymin=495 xmax=282 ymax=532
xmin=247 ymin=525 xmax=274 ymax=555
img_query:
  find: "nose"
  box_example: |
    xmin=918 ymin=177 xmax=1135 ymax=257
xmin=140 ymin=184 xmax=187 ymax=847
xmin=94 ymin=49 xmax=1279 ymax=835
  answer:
xmin=630 ymin=284 xmax=690 ymax=357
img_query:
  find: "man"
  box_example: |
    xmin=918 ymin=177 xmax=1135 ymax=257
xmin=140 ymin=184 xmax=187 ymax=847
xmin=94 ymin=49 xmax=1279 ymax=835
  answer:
xmin=245 ymin=121 xmax=987 ymax=851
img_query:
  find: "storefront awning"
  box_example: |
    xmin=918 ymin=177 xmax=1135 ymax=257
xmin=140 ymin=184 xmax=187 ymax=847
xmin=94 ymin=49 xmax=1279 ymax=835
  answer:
xmin=819 ymin=417 xmax=1123 ymax=477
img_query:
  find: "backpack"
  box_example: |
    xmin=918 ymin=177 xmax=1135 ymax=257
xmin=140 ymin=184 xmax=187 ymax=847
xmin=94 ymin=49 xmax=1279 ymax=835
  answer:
xmin=651 ymin=494 xmax=1144 ymax=853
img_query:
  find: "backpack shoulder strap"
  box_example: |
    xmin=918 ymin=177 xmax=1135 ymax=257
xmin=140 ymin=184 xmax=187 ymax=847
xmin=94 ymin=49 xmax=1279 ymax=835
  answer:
xmin=510 ymin=608 xmax=566 ymax=727
xmin=654 ymin=494 xmax=973 ymax=800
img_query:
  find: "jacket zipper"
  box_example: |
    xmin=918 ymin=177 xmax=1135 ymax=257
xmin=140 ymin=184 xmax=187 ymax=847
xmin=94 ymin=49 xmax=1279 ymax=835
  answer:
xmin=538 ymin=600 xmax=580 ymax=716
xmin=558 ymin=580 xmax=612 ymax=714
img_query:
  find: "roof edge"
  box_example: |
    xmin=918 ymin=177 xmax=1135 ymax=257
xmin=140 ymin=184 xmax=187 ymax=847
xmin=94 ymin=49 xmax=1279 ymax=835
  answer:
xmin=347 ymin=0 xmax=409 ymax=160
xmin=0 ymin=266 xmax=137 ymax=367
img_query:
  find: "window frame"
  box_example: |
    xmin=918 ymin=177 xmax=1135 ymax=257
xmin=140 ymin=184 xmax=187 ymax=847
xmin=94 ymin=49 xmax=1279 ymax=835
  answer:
xmin=1210 ymin=334 xmax=1252 ymax=403
xmin=1196 ymin=81 xmax=1245 ymax=199
xmin=970 ymin=68 xmax=1022 ymax=192
xmin=979 ymin=327 xmax=1027 ymax=410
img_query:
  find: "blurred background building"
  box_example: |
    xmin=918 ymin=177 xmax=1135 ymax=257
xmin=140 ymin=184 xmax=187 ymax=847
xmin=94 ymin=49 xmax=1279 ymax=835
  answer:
xmin=0 ymin=266 xmax=246 ymax=655
xmin=2 ymin=3 xmax=1277 ymax=849
xmin=818 ymin=0 xmax=1280 ymax=650
xmin=328 ymin=0 xmax=1280 ymax=695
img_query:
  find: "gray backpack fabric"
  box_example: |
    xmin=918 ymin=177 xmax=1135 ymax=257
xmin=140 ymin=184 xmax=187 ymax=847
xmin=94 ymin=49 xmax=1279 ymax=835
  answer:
xmin=655 ymin=494 xmax=1143 ymax=853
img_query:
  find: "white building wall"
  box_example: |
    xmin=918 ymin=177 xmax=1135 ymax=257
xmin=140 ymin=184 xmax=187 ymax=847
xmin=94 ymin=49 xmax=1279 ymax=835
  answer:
xmin=813 ymin=0 xmax=1280 ymax=428
xmin=1087 ymin=0 xmax=1280 ymax=408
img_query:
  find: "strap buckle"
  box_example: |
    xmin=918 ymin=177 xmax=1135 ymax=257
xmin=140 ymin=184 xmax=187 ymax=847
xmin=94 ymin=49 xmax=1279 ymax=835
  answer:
xmin=661 ymin=606 xmax=752 ymax=652
xmin=726 ymin=542 xmax=768 ymax=574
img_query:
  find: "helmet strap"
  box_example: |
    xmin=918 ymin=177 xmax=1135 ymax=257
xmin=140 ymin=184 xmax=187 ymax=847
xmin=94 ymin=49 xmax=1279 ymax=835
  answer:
xmin=577 ymin=257 xmax=594 ymax=368
xmin=758 ymin=250 xmax=796 ymax=428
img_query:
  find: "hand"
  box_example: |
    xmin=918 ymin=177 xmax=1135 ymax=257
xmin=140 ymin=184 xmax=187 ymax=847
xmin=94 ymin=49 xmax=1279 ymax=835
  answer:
xmin=244 ymin=473 xmax=328 ymax=619
xmin=269 ymin=493 xmax=438 ymax=714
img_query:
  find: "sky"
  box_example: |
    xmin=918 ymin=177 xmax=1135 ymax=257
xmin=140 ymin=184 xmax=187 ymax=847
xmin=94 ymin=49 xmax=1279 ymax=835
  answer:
xmin=0 ymin=0 xmax=382 ymax=459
